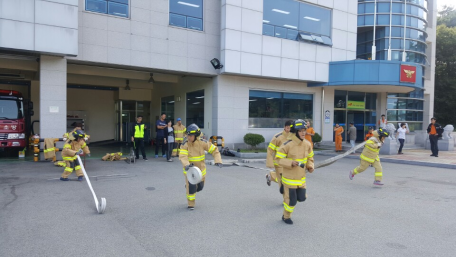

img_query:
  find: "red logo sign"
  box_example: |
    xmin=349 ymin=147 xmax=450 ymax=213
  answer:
xmin=400 ymin=65 xmax=416 ymax=83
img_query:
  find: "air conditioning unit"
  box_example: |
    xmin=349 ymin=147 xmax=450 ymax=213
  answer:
xmin=0 ymin=73 xmax=26 ymax=80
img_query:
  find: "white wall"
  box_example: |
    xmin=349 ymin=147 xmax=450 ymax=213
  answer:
xmin=220 ymin=0 xmax=358 ymax=82
xmin=213 ymin=74 xmax=322 ymax=146
xmin=72 ymin=0 xmax=220 ymax=75
xmin=67 ymin=88 xmax=116 ymax=142
xmin=0 ymin=0 xmax=78 ymax=56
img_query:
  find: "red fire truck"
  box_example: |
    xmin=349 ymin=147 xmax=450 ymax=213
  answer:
xmin=0 ymin=90 xmax=33 ymax=151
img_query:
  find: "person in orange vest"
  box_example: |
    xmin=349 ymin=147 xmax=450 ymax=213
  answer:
xmin=365 ymin=126 xmax=374 ymax=141
xmin=334 ymin=123 xmax=344 ymax=152
xmin=304 ymin=119 xmax=315 ymax=149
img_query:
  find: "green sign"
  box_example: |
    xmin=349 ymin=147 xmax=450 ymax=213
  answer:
xmin=347 ymin=101 xmax=365 ymax=109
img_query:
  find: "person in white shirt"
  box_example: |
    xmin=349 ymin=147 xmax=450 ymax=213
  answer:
xmin=396 ymin=123 xmax=409 ymax=154
xmin=378 ymin=114 xmax=387 ymax=129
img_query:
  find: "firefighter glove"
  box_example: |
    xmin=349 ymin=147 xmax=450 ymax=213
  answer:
xmin=76 ymin=149 xmax=83 ymax=156
xmin=185 ymin=163 xmax=194 ymax=171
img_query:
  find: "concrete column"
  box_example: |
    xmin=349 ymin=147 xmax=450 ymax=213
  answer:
xmin=30 ymin=80 xmax=40 ymax=135
xmin=39 ymin=55 xmax=67 ymax=138
xmin=322 ymin=87 xmax=335 ymax=142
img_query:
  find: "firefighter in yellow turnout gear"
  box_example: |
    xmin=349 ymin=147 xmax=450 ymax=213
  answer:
xmin=275 ymin=119 xmax=314 ymax=225
xmin=172 ymin=118 xmax=186 ymax=157
xmin=179 ymin=124 xmax=223 ymax=210
xmin=60 ymin=130 xmax=90 ymax=181
xmin=265 ymin=120 xmax=293 ymax=192
xmin=349 ymin=128 xmax=389 ymax=186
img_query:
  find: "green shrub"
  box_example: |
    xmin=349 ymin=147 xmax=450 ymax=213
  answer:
xmin=313 ymin=133 xmax=322 ymax=143
xmin=243 ymin=133 xmax=265 ymax=149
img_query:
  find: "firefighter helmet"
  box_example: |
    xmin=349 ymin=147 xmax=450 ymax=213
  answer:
xmin=186 ymin=124 xmax=201 ymax=137
xmin=72 ymin=130 xmax=85 ymax=140
xmin=377 ymin=128 xmax=389 ymax=139
xmin=290 ymin=119 xmax=307 ymax=133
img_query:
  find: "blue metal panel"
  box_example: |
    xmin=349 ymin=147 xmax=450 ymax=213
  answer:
xmin=308 ymin=60 xmax=423 ymax=90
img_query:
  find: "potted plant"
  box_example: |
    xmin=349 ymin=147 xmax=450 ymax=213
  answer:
xmin=243 ymin=133 xmax=265 ymax=152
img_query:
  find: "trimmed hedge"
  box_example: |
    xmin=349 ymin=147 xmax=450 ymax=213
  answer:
xmin=243 ymin=133 xmax=265 ymax=148
xmin=313 ymin=132 xmax=322 ymax=143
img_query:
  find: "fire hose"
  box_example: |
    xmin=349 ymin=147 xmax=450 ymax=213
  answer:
xmin=233 ymin=141 xmax=367 ymax=171
xmin=77 ymin=155 xmax=107 ymax=214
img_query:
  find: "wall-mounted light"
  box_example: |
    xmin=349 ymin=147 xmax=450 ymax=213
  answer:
xmin=210 ymin=58 xmax=223 ymax=69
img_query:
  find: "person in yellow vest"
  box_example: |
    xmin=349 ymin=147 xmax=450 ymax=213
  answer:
xmin=179 ymin=124 xmax=223 ymax=210
xmin=172 ymin=118 xmax=186 ymax=157
xmin=265 ymin=120 xmax=293 ymax=192
xmin=275 ymin=119 xmax=314 ymax=225
xmin=60 ymin=130 xmax=90 ymax=181
xmin=349 ymin=128 xmax=389 ymax=186
xmin=131 ymin=115 xmax=148 ymax=161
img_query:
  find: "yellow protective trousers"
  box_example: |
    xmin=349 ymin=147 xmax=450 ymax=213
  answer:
xmin=185 ymin=175 xmax=205 ymax=207
xmin=353 ymin=159 xmax=383 ymax=181
xmin=282 ymin=184 xmax=307 ymax=219
xmin=61 ymin=158 xmax=83 ymax=179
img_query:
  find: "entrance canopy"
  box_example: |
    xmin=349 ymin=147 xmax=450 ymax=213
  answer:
xmin=308 ymin=60 xmax=423 ymax=93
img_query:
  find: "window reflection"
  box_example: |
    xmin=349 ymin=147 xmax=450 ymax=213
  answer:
xmin=249 ymin=90 xmax=313 ymax=128
xmin=263 ymin=0 xmax=332 ymax=45
xmin=169 ymin=0 xmax=203 ymax=31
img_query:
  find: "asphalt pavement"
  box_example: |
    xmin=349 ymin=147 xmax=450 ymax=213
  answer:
xmin=1 ymin=155 xmax=455 ymax=257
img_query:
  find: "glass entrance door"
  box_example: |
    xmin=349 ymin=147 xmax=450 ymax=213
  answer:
xmin=347 ymin=111 xmax=365 ymax=142
xmin=116 ymin=100 xmax=151 ymax=142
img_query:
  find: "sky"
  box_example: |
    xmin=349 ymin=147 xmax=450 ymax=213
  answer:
xmin=438 ymin=0 xmax=455 ymax=10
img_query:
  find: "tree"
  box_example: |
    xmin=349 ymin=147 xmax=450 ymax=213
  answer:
xmin=434 ymin=7 xmax=456 ymax=126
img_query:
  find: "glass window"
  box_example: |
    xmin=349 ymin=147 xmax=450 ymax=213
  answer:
xmin=161 ymin=96 xmax=175 ymax=122
xmin=187 ymin=90 xmax=205 ymax=128
xmin=263 ymin=0 xmax=332 ymax=44
xmin=365 ymin=93 xmax=377 ymax=110
xmin=263 ymin=0 xmax=300 ymax=29
xmin=169 ymin=0 xmax=203 ymax=31
xmin=263 ymin=24 xmax=275 ymax=37
xmin=334 ymin=90 xmax=347 ymax=108
xmin=108 ymin=2 xmax=128 ymax=17
xmin=299 ymin=2 xmax=331 ymax=37
xmin=85 ymin=0 xmax=128 ymax=18
xmin=275 ymin=26 xmax=287 ymax=38
xmin=249 ymin=90 xmax=313 ymax=128
xmin=348 ymin=91 xmax=364 ymax=102
xmin=170 ymin=13 xmax=187 ymax=28
xmin=377 ymin=14 xmax=390 ymax=25
xmin=377 ymin=3 xmax=390 ymax=13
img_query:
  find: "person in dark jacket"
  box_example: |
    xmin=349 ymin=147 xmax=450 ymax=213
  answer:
xmin=427 ymin=117 xmax=443 ymax=157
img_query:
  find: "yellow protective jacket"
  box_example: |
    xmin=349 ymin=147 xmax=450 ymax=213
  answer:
xmin=360 ymin=130 xmax=382 ymax=163
xmin=62 ymin=140 xmax=90 ymax=162
xmin=275 ymin=134 xmax=314 ymax=188
xmin=266 ymin=130 xmax=290 ymax=168
xmin=173 ymin=124 xmax=186 ymax=142
xmin=179 ymin=139 xmax=222 ymax=178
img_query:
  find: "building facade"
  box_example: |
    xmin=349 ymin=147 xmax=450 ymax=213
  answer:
xmin=0 ymin=0 xmax=437 ymax=147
